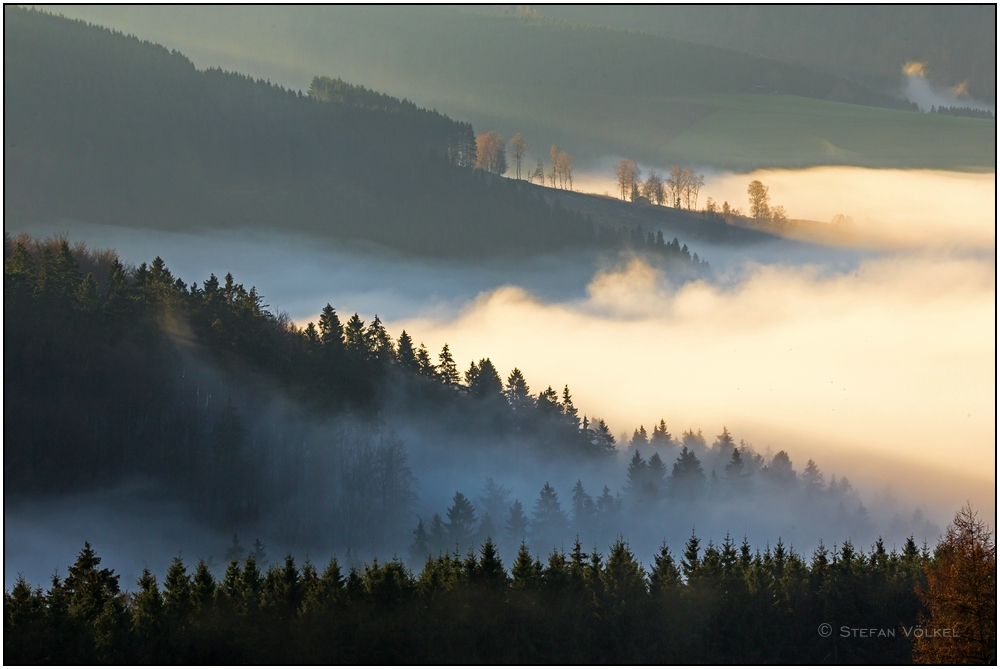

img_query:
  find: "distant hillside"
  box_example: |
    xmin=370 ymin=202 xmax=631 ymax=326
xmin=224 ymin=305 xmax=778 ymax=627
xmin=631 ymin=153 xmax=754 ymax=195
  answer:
xmin=546 ymin=6 xmax=997 ymax=105
xmin=40 ymin=6 xmax=992 ymax=172
xmin=3 ymin=8 xmax=596 ymax=258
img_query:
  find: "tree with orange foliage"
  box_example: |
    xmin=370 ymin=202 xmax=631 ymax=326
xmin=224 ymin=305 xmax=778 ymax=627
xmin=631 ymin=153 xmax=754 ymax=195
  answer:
xmin=913 ymin=504 xmax=996 ymax=664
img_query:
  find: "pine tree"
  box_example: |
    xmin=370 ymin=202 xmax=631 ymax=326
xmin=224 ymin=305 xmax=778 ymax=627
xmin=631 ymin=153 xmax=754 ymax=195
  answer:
xmin=511 ymin=542 xmax=542 ymax=590
xmin=162 ymin=556 xmax=192 ymax=620
xmin=191 ymin=560 xmax=216 ymax=610
xmin=650 ymin=542 xmax=682 ymax=596
xmin=429 ymin=513 xmax=447 ymax=555
xmin=802 ymin=458 xmax=823 ymax=492
xmin=713 ymin=426 xmax=735 ymax=452
xmin=626 ymin=450 xmax=648 ymax=496
xmin=343 ymin=313 xmax=366 ymax=355
xmin=131 ymin=567 xmax=164 ymax=660
xmin=670 ymin=447 xmax=706 ymax=498
xmin=76 ymin=272 xmax=101 ymax=312
xmin=477 ymin=538 xmax=508 ymax=591
xmin=224 ymin=534 xmax=245 ymax=563
xmin=592 ymin=419 xmax=617 ymax=455
xmin=446 ymin=492 xmax=477 ymax=550
xmin=505 ymin=368 xmax=532 ymax=419
xmin=682 ymin=529 xmax=701 ymax=582
xmin=409 ymin=518 xmax=430 ymax=564
xmin=396 ymin=330 xmax=418 ymax=370
xmin=506 ymin=499 xmax=529 ymax=542
xmin=414 ymin=343 xmax=434 ymax=376
xmin=647 ymin=452 xmax=667 ymax=497
xmin=466 ymin=358 xmax=502 ymax=399
xmin=318 ymin=304 xmax=343 ymax=347
xmin=650 ymin=419 xmax=673 ymax=448
xmin=532 ymin=483 xmax=568 ymax=544
xmin=365 ymin=315 xmax=395 ymax=363
xmin=630 ymin=426 xmax=649 ymax=448
xmin=436 ymin=344 xmax=460 ymax=384
xmin=251 ymin=538 xmax=268 ymax=567
xmin=571 ymin=479 xmax=596 ymax=527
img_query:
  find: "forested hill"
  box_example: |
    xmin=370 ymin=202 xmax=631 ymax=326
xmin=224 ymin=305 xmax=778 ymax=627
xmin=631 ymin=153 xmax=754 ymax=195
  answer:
xmin=3 ymin=7 xmax=595 ymax=258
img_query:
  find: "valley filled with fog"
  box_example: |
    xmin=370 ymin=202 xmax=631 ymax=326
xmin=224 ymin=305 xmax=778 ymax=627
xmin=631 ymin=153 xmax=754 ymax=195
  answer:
xmin=8 ymin=165 xmax=993 ymax=590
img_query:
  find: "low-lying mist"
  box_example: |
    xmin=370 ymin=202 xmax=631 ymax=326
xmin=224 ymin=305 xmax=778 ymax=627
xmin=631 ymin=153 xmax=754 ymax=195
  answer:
xmin=576 ymin=167 xmax=995 ymax=251
xmin=6 ymin=166 xmax=994 ymax=590
xmin=901 ymin=62 xmax=996 ymax=114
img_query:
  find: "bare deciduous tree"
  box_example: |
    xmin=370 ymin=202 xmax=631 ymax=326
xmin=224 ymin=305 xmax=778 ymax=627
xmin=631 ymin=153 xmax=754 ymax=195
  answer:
xmin=642 ymin=169 xmax=665 ymax=205
xmin=510 ymin=132 xmax=528 ymax=179
xmin=747 ymin=179 xmax=771 ymax=223
xmin=475 ymin=131 xmax=507 ymax=175
xmin=612 ymin=158 xmax=641 ymax=201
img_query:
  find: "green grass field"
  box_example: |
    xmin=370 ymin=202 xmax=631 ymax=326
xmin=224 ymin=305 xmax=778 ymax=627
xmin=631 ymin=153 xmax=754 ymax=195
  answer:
xmin=662 ymin=94 xmax=995 ymax=171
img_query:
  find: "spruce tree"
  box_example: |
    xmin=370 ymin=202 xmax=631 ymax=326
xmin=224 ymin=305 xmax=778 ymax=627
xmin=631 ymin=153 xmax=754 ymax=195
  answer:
xmin=318 ymin=304 xmax=343 ymax=347
xmin=396 ymin=330 xmax=418 ymax=370
xmin=446 ymin=492 xmax=477 ymax=550
xmin=511 ymin=542 xmax=542 ymax=590
xmin=505 ymin=499 xmax=529 ymax=542
xmin=409 ymin=518 xmax=430 ymax=564
xmin=532 ymin=482 xmax=568 ymax=544
xmin=650 ymin=419 xmax=673 ymax=448
xmin=436 ymin=344 xmax=460 ymax=384
xmin=626 ymin=450 xmax=648 ymax=496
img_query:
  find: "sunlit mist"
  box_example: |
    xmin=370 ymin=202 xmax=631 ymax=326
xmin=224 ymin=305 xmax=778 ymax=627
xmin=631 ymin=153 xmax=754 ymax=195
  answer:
xmin=391 ymin=253 xmax=995 ymax=518
xmin=575 ymin=167 xmax=995 ymax=251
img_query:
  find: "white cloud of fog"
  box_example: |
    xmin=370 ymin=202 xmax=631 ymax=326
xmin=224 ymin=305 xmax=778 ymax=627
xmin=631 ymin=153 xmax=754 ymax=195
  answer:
xmin=901 ymin=62 xmax=994 ymax=113
xmin=574 ymin=167 xmax=996 ymax=251
xmin=391 ymin=252 xmax=995 ymax=523
xmin=7 ymin=167 xmax=995 ymax=587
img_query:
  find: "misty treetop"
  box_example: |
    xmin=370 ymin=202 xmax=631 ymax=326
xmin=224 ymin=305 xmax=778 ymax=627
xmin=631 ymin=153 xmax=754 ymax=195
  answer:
xmin=6 ymin=505 xmax=995 ymax=664
xmin=5 ymin=233 xmax=934 ymax=556
xmin=5 ymin=233 xmax=619 ymax=547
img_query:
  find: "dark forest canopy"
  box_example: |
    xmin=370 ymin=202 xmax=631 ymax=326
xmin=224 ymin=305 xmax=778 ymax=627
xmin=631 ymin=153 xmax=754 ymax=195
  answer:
xmin=4 ymin=505 xmax=996 ymax=664
xmin=3 ymin=234 xmax=930 ymax=556
xmin=4 ymin=7 xmax=607 ymax=258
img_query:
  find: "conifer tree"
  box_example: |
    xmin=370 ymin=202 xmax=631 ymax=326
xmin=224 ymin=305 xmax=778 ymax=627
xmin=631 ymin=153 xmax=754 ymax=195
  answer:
xmin=162 ymin=556 xmax=192 ymax=620
xmin=571 ymin=479 xmax=595 ymax=527
xmin=343 ymin=313 xmax=366 ymax=355
xmin=670 ymin=447 xmax=706 ymax=498
xmin=428 ymin=513 xmax=447 ymax=555
xmin=436 ymin=344 xmax=460 ymax=385
xmin=650 ymin=542 xmax=682 ymax=596
xmin=396 ymin=330 xmax=418 ymax=370
xmin=682 ymin=530 xmax=702 ymax=582
xmin=446 ymin=492 xmax=477 ymax=550
xmin=318 ymin=304 xmax=343 ymax=347
xmin=532 ymin=482 xmax=568 ymax=544
xmin=650 ymin=419 xmax=673 ymax=448
xmin=414 ymin=343 xmax=434 ymax=376
xmin=511 ymin=542 xmax=542 ymax=590
xmin=190 ymin=560 xmax=216 ymax=610
xmin=647 ymin=452 xmax=667 ymax=496
xmin=505 ymin=499 xmax=529 ymax=542
xmin=626 ymin=450 xmax=648 ymax=496
xmin=592 ymin=419 xmax=617 ymax=455
xmin=409 ymin=518 xmax=430 ymax=564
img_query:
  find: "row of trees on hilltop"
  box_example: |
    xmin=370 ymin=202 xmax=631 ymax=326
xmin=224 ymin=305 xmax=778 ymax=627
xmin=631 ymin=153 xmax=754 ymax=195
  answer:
xmin=475 ymin=130 xmax=575 ymax=190
xmin=5 ymin=507 xmax=994 ymax=663
xmin=613 ymin=160 xmax=706 ymax=209
xmin=609 ymin=155 xmax=791 ymax=231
